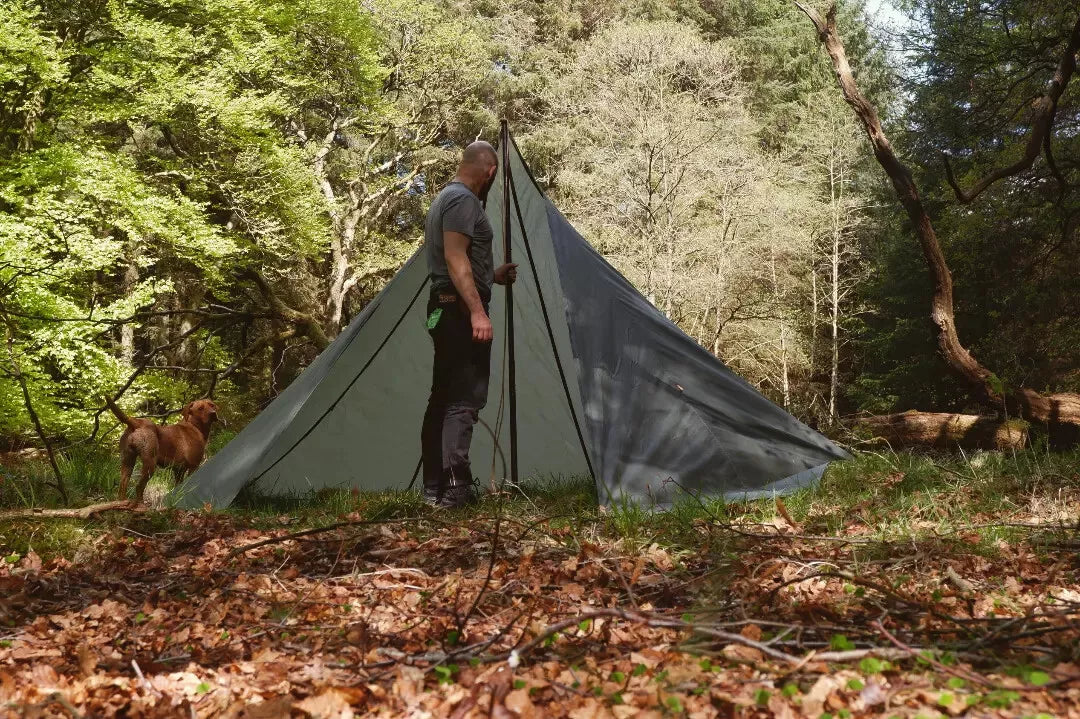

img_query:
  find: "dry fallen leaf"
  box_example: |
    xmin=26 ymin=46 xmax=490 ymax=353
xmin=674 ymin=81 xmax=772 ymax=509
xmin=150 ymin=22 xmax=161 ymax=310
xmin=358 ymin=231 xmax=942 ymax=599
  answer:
xmin=503 ymin=688 xmax=537 ymax=719
xmin=76 ymin=643 xmax=97 ymax=677
xmin=740 ymin=623 xmax=762 ymax=642
xmin=294 ymin=689 xmax=355 ymax=719
xmin=722 ymin=643 xmax=764 ymax=663
xmin=802 ymin=674 xmax=844 ymax=717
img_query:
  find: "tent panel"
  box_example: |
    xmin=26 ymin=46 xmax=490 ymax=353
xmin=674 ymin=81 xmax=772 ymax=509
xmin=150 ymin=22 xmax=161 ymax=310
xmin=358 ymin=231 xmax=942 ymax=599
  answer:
xmin=465 ymin=146 xmax=591 ymax=486
xmin=172 ymin=252 xmax=428 ymax=508
xmin=544 ymin=202 xmax=848 ymax=505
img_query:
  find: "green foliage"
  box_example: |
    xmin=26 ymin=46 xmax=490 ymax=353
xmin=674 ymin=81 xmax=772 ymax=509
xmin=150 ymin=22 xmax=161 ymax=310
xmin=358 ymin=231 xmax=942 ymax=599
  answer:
xmin=859 ymin=657 xmax=889 ymax=674
xmin=0 ymin=0 xmax=389 ymax=447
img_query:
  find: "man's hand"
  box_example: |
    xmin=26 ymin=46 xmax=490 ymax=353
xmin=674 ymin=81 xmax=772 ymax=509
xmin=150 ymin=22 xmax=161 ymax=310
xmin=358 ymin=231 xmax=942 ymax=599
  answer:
xmin=471 ymin=310 xmax=493 ymax=343
xmin=494 ymin=263 xmax=519 ymax=285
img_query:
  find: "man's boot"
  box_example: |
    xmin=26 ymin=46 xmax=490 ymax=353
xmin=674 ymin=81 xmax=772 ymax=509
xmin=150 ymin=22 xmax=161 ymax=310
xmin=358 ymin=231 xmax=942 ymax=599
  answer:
xmin=422 ymin=482 xmax=442 ymax=507
xmin=438 ymin=466 xmax=476 ymax=509
xmin=420 ymin=459 xmax=444 ymax=506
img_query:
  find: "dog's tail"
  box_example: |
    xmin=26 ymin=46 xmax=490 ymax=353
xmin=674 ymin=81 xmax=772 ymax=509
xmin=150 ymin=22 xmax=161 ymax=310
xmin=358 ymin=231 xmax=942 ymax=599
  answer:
xmin=103 ymin=396 xmax=137 ymax=430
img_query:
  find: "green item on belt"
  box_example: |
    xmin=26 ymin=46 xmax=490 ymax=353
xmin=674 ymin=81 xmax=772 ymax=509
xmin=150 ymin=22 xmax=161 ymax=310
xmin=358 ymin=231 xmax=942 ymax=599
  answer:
xmin=425 ymin=307 xmax=443 ymax=330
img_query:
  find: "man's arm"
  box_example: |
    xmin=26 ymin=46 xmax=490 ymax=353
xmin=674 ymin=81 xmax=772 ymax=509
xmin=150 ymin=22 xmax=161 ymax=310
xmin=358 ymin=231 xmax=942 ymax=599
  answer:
xmin=443 ymin=230 xmax=492 ymax=342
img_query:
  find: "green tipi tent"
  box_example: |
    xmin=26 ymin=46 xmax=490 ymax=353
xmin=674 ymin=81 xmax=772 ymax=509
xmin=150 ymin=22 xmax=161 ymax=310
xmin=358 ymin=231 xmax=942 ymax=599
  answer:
xmin=173 ymin=126 xmax=847 ymax=509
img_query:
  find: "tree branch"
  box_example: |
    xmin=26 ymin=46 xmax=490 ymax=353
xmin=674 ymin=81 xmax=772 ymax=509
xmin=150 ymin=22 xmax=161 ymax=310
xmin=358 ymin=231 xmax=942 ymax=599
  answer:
xmin=942 ymin=15 xmax=1080 ymax=203
xmin=241 ymin=269 xmax=330 ymax=350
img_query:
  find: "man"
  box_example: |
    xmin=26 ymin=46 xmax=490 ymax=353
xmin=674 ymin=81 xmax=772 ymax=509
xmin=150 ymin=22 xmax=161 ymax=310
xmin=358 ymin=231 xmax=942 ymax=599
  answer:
xmin=421 ymin=141 xmax=517 ymax=508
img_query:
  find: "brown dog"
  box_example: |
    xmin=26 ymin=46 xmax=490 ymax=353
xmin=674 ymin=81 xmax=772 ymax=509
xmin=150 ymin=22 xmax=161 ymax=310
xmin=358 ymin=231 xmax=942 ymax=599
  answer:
xmin=105 ymin=397 xmax=219 ymax=505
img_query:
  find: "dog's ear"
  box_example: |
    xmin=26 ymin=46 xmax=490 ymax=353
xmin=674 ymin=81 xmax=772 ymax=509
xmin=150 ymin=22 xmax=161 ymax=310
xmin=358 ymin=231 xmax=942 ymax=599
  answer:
xmin=181 ymin=402 xmax=193 ymax=420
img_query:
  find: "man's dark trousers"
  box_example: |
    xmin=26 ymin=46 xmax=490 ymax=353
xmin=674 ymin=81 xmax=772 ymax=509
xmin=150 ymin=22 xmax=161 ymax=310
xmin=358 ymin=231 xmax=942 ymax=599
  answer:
xmin=421 ymin=290 xmax=491 ymax=506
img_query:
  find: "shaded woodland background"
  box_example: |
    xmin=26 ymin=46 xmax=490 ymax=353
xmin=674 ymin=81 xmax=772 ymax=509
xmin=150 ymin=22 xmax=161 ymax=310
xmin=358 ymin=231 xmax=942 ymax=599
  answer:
xmin=1 ymin=0 xmax=1077 ymax=451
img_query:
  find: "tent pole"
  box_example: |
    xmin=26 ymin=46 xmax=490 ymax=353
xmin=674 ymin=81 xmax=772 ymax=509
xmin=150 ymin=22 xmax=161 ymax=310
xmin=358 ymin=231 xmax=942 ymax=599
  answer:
xmin=501 ymin=119 xmax=519 ymax=487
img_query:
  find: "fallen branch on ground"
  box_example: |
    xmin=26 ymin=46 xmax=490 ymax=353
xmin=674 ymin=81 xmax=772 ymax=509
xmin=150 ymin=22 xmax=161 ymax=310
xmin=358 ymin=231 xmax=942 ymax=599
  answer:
xmin=854 ymin=411 xmax=1029 ymax=450
xmin=225 ymin=518 xmax=431 ymax=559
xmin=368 ymin=608 xmax=921 ymax=672
xmin=0 ymin=500 xmax=146 ymax=521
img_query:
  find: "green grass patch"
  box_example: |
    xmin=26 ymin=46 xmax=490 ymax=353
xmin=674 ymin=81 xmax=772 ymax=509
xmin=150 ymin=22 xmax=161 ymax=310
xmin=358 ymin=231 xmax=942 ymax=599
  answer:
xmin=2 ymin=445 xmax=1078 ymax=562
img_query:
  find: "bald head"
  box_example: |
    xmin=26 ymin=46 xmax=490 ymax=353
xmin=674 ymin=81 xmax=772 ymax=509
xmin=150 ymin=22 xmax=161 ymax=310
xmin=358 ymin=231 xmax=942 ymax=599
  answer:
xmin=461 ymin=141 xmax=497 ymax=171
xmin=455 ymin=140 xmax=498 ymax=200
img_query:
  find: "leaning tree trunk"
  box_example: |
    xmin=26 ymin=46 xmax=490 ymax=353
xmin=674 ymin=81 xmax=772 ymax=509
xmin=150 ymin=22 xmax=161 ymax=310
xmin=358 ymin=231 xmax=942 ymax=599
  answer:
xmin=794 ymin=2 xmax=1080 ymax=439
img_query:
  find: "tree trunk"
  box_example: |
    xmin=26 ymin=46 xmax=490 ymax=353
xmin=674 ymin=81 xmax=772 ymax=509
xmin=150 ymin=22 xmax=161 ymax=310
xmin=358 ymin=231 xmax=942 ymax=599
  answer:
xmin=828 ymin=153 xmax=842 ymax=426
xmin=769 ymin=248 xmax=790 ymax=410
xmin=855 ymin=411 xmax=1028 ymax=451
xmin=120 ymin=242 xmax=138 ymax=366
xmin=809 ymin=253 xmax=818 ymax=385
xmin=241 ymin=270 xmax=330 ymax=352
xmin=6 ymin=332 xmax=67 ymax=503
xmin=176 ymin=275 xmax=205 ymax=367
xmin=326 ymin=207 xmax=362 ymax=332
xmin=794 ymin=1 xmax=1080 ymax=436
xmin=712 ymin=266 xmax=724 ymax=357
xmin=269 ymin=331 xmax=287 ymax=399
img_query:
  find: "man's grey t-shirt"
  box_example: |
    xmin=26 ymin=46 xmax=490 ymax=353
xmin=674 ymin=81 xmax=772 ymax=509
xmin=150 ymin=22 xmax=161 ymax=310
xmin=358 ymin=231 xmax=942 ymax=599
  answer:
xmin=425 ymin=181 xmax=494 ymax=300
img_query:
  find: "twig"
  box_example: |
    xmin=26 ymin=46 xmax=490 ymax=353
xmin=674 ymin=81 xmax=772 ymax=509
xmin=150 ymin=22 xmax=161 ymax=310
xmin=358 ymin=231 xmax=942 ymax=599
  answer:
xmin=131 ymin=659 xmax=159 ymax=697
xmin=45 ymin=693 xmax=83 ymax=719
xmin=945 ymin=565 xmax=975 ymax=593
xmin=457 ymin=493 xmax=504 ymax=638
xmin=507 ymin=608 xmax=802 ymax=665
xmin=872 ymin=620 xmax=1076 ymax=691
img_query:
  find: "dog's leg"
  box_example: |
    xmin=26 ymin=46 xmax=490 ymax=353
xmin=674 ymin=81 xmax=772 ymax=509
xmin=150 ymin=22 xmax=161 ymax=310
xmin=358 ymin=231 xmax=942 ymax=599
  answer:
xmin=118 ymin=450 xmax=135 ymax=501
xmin=171 ymin=466 xmax=187 ymax=487
xmin=133 ymin=445 xmax=157 ymax=506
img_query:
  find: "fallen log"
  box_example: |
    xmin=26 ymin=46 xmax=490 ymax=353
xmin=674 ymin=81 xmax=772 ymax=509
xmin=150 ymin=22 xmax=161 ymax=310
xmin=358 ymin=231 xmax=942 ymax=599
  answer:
xmin=0 ymin=500 xmax=146 ymax=522
xmin=854 ymin=411 xmax=1028 ymax=450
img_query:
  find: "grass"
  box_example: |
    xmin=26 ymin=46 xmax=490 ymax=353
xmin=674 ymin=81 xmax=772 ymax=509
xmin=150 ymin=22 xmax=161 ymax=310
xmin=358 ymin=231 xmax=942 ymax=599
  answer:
xmin=0 ymin=444 xmax=1077 ymax=561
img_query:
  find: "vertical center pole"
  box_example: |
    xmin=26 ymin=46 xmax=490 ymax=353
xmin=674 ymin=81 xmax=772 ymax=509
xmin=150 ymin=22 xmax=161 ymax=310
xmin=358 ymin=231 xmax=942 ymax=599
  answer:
xmin=501 ymin=119 xmax=519 ymax=487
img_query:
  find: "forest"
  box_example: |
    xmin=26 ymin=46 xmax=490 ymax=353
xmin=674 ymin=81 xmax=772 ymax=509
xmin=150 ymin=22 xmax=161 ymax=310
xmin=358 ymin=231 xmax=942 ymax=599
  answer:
xmin=1 ymin=0 xmax=1079 ymax=716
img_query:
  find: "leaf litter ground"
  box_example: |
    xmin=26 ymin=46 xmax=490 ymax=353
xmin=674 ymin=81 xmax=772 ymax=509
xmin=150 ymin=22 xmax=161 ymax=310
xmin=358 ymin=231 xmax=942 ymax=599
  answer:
xmin=1 ymin=450 xmax=1079 ymax=718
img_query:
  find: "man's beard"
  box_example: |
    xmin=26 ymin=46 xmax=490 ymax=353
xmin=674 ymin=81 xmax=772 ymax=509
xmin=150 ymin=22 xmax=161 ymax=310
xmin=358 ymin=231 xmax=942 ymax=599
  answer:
xmin=478 ymin=173 xmax=495 ymax=201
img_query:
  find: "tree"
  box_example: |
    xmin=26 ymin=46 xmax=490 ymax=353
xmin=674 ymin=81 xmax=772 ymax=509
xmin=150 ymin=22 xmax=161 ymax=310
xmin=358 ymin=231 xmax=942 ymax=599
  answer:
xmin=309 ymin=0 xmax=495 ymax=333
xmin=792 ymin=91 xmax=871 ymax=424
xmin=795 ymin=1 xmax=1080 ymax=441
xmin=0 ymin=0 xmax=385 ymax=438
xmin=530 ymin=20 xmax=843 ymax=407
